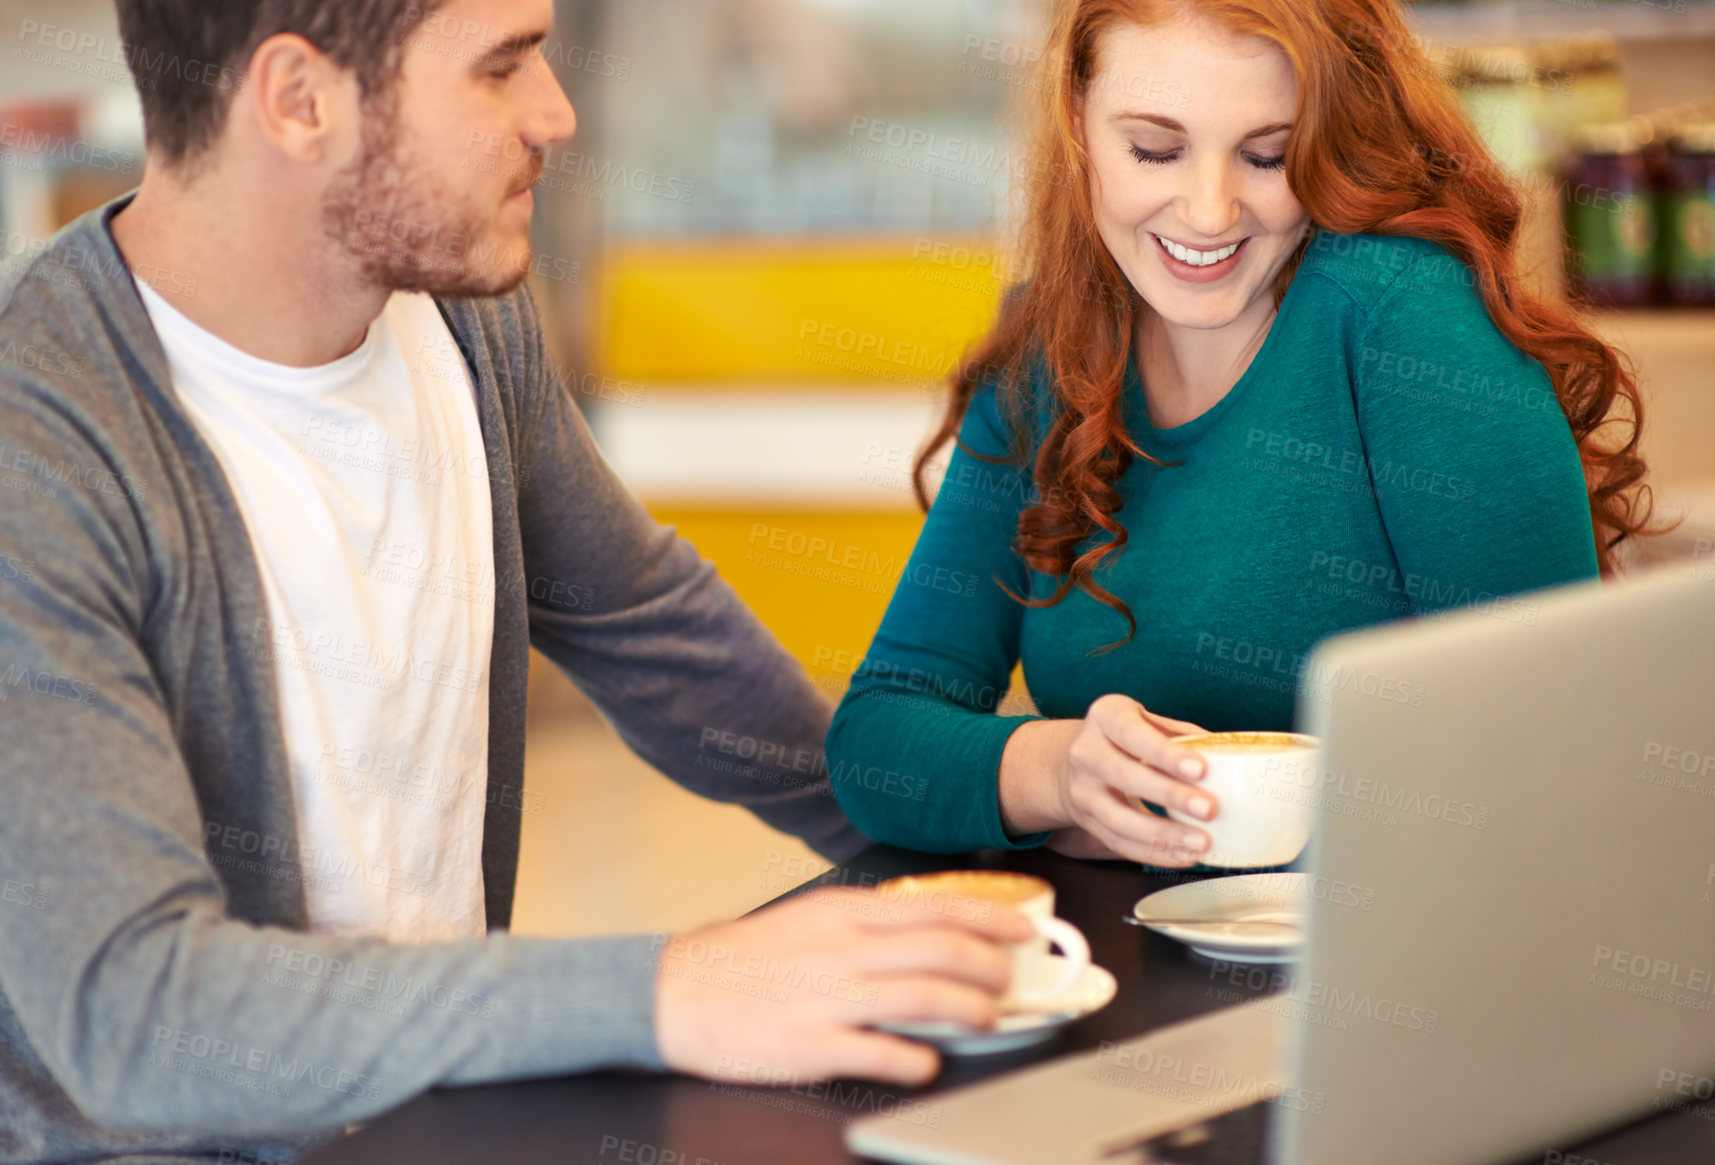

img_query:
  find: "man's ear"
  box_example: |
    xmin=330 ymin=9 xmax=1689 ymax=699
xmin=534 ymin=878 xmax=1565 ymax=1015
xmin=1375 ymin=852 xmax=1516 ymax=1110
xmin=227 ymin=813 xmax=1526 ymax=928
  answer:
xmin=242 ymin=32 xmax=360 ymax=166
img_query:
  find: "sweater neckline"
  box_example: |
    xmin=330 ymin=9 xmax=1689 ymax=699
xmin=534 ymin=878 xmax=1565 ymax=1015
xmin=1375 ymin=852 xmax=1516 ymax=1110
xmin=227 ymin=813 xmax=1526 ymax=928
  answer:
xmin=1128 ymin=270 xmax=1302 ymax=448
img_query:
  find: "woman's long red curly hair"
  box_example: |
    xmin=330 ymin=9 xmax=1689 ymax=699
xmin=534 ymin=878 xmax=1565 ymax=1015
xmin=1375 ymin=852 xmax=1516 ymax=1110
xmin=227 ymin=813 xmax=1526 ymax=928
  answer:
xmin=914 ymin=0 xmax=1655 ymax=642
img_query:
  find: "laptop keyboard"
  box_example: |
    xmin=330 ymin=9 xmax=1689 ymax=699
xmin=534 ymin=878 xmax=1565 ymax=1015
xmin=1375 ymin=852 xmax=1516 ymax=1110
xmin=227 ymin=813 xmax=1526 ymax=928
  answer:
xmin=1104 ymin=1100 xmax=1275 ymax=1164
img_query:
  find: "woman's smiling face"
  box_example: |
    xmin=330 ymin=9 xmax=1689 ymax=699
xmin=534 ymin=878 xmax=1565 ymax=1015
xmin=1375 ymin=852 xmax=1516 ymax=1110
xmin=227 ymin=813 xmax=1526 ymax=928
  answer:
xmin=1078 ymin=14 xmax=1310 ymax=331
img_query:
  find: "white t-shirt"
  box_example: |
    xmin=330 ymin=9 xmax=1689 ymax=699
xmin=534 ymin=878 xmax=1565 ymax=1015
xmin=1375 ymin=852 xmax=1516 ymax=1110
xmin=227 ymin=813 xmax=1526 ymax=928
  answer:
xmin=135 ymin=282 xmax=495 ymax=944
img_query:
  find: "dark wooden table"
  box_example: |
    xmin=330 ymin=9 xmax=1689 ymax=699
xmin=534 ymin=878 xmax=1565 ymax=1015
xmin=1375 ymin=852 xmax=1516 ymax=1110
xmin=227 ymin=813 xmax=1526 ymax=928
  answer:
xmin=305 ymin=846 xmax=1715 ymax=1165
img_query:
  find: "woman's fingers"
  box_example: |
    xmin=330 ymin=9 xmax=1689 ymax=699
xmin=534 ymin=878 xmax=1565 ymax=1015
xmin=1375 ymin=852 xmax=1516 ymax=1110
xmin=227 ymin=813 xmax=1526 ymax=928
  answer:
xmin=1141 ymin=708 xmax=1210 ymax=740
xmin=1049 ymin=695 xmax=1223 ymax=865
xmin=1045 ymin=826 xmax=1130 ymax=860
xmin=1077 ymin=729 xmax=1219 ymax=823
xmin=1072 ymin=782 xmax=1208 ymax=864
xmin=1087 ymin=694 xmax=1208 ymax=784
xmin=1079 ymin=807 xmax=1204 ymax=867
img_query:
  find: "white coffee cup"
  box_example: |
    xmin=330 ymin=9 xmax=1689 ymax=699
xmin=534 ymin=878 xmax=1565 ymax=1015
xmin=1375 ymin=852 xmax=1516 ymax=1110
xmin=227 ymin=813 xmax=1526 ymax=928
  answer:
xmin=877 ymin=870 xmax=1091 ymax=1012
xmin=1167 ymin=731 xmax=1320 ymax=868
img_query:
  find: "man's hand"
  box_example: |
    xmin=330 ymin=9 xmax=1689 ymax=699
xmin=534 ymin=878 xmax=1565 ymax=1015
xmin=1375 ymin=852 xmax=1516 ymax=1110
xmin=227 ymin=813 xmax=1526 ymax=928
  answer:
xmin=653 ymin=887 xmax=1036 ymax=1087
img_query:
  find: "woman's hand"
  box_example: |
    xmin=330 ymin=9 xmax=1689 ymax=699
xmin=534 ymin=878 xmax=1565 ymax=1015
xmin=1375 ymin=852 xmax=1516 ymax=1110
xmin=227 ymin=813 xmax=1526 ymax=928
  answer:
xmin=1044 ymin=827 xmax=1129 ymax=861
xmin=1000 ymin=695 xmax=1215 ymax=866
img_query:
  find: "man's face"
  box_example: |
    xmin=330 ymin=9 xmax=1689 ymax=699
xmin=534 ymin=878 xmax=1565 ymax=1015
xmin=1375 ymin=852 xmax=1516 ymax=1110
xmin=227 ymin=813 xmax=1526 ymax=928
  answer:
xmin=322 ymin=0 xmax=576 ymax=297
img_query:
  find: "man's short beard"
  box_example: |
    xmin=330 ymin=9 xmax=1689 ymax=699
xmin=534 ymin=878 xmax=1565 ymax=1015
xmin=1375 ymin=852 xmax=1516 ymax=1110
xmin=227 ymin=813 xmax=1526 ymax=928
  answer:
xmin=321 ymin=97 xmax=531 ymax=299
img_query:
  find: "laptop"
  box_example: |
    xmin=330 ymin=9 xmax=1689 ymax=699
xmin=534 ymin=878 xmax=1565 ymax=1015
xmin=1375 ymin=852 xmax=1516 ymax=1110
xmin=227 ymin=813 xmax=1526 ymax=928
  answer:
xmin=848 ymin=563 xmax=1715 ymax=1164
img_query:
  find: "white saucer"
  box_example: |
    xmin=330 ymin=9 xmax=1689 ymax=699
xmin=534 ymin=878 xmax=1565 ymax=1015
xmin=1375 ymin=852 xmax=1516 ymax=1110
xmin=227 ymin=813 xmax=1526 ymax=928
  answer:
xmin=875 ymin=958 xmax=1118 ymax=1055
xmin=1132 ymin=873 xmax=1308 ymax=964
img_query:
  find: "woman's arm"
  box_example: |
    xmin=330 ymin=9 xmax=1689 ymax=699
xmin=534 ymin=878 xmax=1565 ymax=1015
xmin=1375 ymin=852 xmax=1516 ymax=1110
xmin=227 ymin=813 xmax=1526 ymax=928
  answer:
xmin=1353 ymin=254 xmax=1600 ymax=602
xmin=827 ymin=385 xmax=1219 ymax=860
xmin=826 ymin=384 xmax=1044 ymax=852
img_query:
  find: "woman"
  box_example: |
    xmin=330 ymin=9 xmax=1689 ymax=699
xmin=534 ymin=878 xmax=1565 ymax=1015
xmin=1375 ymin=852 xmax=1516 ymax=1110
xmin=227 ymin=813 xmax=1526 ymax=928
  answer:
xmin=826 ymin=0 xmax=1652 ymax=866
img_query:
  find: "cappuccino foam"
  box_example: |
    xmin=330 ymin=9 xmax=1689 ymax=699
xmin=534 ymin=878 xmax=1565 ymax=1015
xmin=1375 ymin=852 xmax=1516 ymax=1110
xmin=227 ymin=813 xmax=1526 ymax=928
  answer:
xmin=1178 ymin=731 xmax=1317 ymax=755
xmin=878 ymin=870 xmax=1049 ymax=905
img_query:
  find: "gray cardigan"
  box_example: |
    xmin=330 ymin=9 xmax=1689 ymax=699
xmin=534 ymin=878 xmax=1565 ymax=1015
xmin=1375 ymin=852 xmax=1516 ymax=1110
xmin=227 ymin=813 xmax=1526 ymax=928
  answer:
xmin=0 ymin=197 xmax=866 ymax=1164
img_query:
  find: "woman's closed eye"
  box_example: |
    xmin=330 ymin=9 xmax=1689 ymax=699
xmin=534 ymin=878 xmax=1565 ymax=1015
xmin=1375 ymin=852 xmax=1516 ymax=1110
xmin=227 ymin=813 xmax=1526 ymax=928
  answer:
xmin=1126 ymin=145 xmax=1287 ymax=171
xmin=1127 ymin=146 xmax=1182 ymax=165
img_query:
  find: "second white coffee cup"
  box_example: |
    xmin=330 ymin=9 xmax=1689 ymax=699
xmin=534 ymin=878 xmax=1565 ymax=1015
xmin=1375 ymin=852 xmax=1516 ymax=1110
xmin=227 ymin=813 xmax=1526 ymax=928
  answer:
xmin=878 ymin=871 xmax=1090 ymax=1012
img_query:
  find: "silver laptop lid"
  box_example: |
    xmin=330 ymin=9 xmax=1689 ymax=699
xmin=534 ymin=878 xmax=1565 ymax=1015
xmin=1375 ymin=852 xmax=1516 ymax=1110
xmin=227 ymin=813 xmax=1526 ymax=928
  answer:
xmin=1282 ymin=564 xmax=1715 ymax=1164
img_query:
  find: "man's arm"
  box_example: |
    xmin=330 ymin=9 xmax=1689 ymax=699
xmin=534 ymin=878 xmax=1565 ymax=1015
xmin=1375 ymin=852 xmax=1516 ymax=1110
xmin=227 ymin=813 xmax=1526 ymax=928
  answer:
xmin=0 ymin=381 xmax=666 ymax=1136
xmin=506 ymin=291 xmax=868 ymax=862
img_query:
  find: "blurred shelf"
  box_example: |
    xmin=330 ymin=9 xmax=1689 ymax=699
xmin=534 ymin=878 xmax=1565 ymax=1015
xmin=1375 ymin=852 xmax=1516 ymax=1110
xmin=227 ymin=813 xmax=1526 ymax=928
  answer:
xmin=597 ymin=235 xmax=1003 ymax=382
xmin=589 ymin=386 xmax=942 ymax=508
xmin=643 ymin=505 xmax=927 ymax=684
xmin=1411 ymin=1 xmax=1715 ymax=43
xmin=1586 ymin=308 xmax=1715 ymax=356
xmin=1576 ymin=308 xmax=1715 ymax=488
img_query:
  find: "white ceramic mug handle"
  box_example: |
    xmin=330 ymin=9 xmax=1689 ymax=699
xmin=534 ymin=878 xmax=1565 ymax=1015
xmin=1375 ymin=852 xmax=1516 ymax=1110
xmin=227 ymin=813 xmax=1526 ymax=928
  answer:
xmin=1013 ymin=917 xmax=1090 ymax=1009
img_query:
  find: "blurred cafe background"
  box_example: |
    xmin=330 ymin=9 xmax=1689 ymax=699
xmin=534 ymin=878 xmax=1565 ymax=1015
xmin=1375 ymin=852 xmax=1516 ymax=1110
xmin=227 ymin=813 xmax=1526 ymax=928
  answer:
xmin=2 ymin=0 xmax=1712 ymax=934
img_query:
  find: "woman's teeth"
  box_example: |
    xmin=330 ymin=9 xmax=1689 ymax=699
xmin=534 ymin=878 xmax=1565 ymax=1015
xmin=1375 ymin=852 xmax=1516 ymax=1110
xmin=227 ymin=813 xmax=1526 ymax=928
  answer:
xmin=1155 ymin=235 xmax=1241 ymax=266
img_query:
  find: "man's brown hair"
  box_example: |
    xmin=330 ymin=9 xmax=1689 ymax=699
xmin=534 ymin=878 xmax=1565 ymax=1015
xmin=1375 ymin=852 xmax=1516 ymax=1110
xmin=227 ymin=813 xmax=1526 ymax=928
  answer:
xmin=114 ymin=0 xmax=445 ymax=166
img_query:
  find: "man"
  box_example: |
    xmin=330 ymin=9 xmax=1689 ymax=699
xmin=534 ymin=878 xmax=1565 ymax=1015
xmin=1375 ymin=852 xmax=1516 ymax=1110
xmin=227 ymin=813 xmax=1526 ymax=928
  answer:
xmin=0 ymin=1 xmax=1030 ymax=1160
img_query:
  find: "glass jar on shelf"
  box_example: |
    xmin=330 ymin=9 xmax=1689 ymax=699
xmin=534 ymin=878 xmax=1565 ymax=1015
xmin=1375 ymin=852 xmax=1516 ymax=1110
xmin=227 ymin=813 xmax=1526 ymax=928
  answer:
xmin=1565 ymin=122 xmax=1656 ymax=308
xmin=1448 ymin=43 xmax=1550 ymax=176
xmin=1560 ymin=34 xmax=1628 ymax=143
xmin=1659 ymin=124 xmax=1715 ymax=307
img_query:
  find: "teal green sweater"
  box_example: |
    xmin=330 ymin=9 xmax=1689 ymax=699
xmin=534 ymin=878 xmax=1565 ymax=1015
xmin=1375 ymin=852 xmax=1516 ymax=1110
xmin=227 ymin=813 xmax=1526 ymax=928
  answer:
xmin=826 ymin=231 xmax=1599 ymax=854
